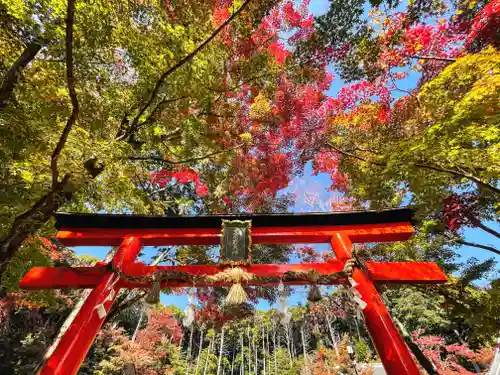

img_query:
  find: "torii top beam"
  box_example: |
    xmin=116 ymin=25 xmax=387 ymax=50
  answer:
xmin=54 ymin=208 xmax=415 ymax=246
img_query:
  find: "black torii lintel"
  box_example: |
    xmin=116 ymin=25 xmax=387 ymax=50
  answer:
xmin=54 ymin=207 xmax=414 ymax=230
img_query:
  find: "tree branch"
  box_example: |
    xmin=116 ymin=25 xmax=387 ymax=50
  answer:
xmin=198 ymin=111 xmax=236 ymax=118
xmin=151 ymin=246 xmax=175 ymax=266
xmin=0 ymin=42 xmax=43 ymax=110
xmin=158 ymin=127 xmax=182 ymax=141
xmin=128 ymin=143 xmax=245 ymax=165
xmin=388 ymin=71 xmax=420 ymax=105
xmin=393 ymin=316 xmax=439 ymax=375
xmin=471 ymin=220 xmax=500 ymax=240
xmin=327 ymin=143 xmax=500 ymax=195
xmin=453 ymin=239 xmax=500 ymax=257
xmin=412 ymin=55 xmax=457 ymax=62
xmin=105 ymin=291 xmax=146 ymax=323
xmin=0 ymin=175 xmax=73 ymax=280
xmin=139 ymin=96 xmax=187 ymax=128
xmin=413 ymin=163 xmax=500 ymax=195
xmin=50 ymin=0 xmax=79 ymax=188
xmin=345 ymin=146 xmax=381 ymax=155
xmin=126 ymin=0 xmax=253 ymax=136
xmin=327 ymin=143 xmax=386 ymax=166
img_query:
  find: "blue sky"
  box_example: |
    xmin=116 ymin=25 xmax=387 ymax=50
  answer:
xmin=73 ymin=0 xmax=499 ymax=311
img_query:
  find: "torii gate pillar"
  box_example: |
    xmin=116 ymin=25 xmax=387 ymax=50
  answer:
xmin=35 ymin=237 xmax=142 ymax=375
xmin=331 ymin=233 xmax=421 ymax=375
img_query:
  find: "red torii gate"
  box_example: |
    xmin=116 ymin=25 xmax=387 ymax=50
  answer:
xmin=20 ymin=208 xmax=447 ymax=375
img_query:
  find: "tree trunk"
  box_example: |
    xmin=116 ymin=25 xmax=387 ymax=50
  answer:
xmin=179 ymin=330 xmax=185 ymax=353
xmin=231 ymin=339 xmax=236 ymax=375
xmin=0 ymin=177 xmax=74 ymax=285
xmin=203 ymin=335 xmax=214 ymax=375
xmin=266 ymin=328 xmax=270 ymax=374
xmin=0 ymin=42 xmax=43 ymax=110
xmin=285 ymin=324 xmax=292 ymax=366
xmin=186 ymin=326 xmax=195 ymax=375
xmin=273 ymin=324 xmax=277 ymax=375
xmin=195 ymin=327 xmax=205 ymax=374
xmin=216 ymin=327 xmax=225 ymax=375
xmin=240 ymin=332 xmax=244 ymax=375
xmin=354 ymin=317 xmax=361 ymax=339
xmin=253 ymin=328 xmax=257 ymax=375
xmin=247 ymin=326 xmax=251 ymax=375
xmin=262 ymin=326 xmax=266 ymax=375
xmin=454 ymin=330 xmax=481 ymax=373
xmin=105 ymin=291 xmax=146 ymax=324
xmin=277 ymin=330 xmax=282 ymax=371
xmin=325 ymin=315 xmax=339 ymax=358
xmin=132 ymin=307 xmax=145 ymax=342
xmin=394 ymin=317 xmax=439 ymax=375
xmin=300 ymin=325 xmax=309 ymax=375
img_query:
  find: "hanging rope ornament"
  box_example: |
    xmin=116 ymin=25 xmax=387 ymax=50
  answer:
xmin=278 ymin=280 xmax=292 ymax=325
xmin=349 ymin=287 xmax=367 ymax=310
xmin=306 ymin=269 xmax=323 ymax=302
xmin=207 ymin=267 xmax=254 ymax=305
xmin=145 ymin=271 xmax=162 ymax=305
xmin=182 ymin=287 xmax=196 ymax=328
xmin=343 ymin=258 xmax=367 ymax=310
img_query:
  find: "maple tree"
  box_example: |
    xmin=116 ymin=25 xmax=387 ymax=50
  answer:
xmin=465 ymin=0 xmax=500 ymax=51
xmin=297 ymin=0 xmax=462 ymax=81
xmin=0 ymin=0 xmax=331 ymax=286
xmin=306 ymin=0 xmax=500 ymax=256
xmin=411 ymin=329 xmax=493 ymax=374
xmin=323 ymin=47 xmax=498 ymax=255
xmin=188 ymin=0 xmax=333 ymax=212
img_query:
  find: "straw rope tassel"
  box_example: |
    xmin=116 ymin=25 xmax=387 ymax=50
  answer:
xmin=207 ymin=267 xmax=254 ymax=305
xmin=145 ymin=271 xmax=162 ymax=305
xmin=306 ymin=269 xmax=322 ymax=302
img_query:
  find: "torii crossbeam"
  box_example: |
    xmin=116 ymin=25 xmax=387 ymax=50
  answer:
xmin=20 ymin=208 xmax=447 ymax=375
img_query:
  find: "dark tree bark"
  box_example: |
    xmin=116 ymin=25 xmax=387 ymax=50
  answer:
xmin=0 ymin=176 xmax=73 ymax=285
xmin=0 ymin=0 xmax=79 ymax=286
xmin=0 ymin=42 xmax=43 ymax=110
xmin=394 ymin=317 xmax=439 ymax=375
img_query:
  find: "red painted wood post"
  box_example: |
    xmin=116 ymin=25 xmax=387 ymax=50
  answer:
xmin=330 ymin=233 xmax=421 ymax=375
xmin=37 ymin=236 xmax=142 ymax=375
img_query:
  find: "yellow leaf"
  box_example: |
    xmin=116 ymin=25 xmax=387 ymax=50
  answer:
xmin=20 ymin=170 xmax=34 ymax=183
xmin=239 ymin=133 xmax=252 ymax=143
xmin=249 ymin=92 xmax=271 ymax=119
xmin=56 ymin=88 xmax=69 ymax=97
